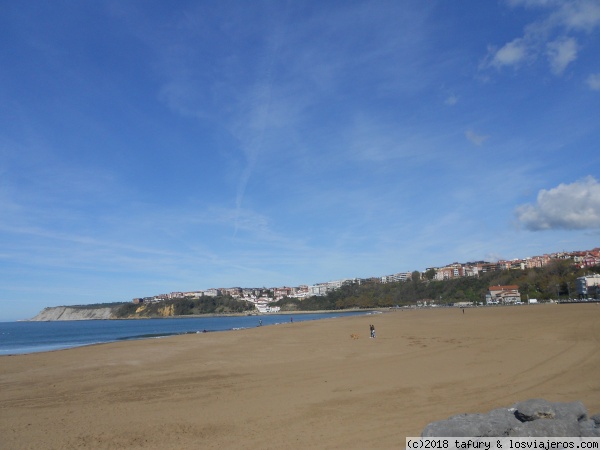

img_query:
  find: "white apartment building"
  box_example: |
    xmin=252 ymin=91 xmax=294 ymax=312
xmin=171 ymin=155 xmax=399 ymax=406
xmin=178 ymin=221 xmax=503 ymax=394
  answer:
xmin=576 ymin=274 xmax=600 ymax=298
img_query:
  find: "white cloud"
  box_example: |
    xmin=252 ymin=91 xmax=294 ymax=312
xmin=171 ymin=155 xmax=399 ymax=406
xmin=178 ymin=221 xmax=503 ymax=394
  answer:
xmin=557 ymin=0 xmax=600 ymax=33
xmin=515 ymin=176 xmax=600 ymax=230
xmin=506 ymin=0 xmax=560 ymax=7
xmin=485 ymin=0 xmax=600 ymax=75
xmin=465 ymin=129 xmax=489 ymax=146
xmin=546 ymin=37 xmax=578 ymax=75
xmin=489 ymin=38 xmax=529 ymax=69
xmin=444 ymin=94 xmax=458 ymax=106
xmin=586 ymin=73 xmax=600 ymax=90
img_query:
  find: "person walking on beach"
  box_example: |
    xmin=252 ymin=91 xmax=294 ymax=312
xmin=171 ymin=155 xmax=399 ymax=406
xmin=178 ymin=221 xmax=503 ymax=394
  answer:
xmin=370 ymin=324 xmax=376 ymax=338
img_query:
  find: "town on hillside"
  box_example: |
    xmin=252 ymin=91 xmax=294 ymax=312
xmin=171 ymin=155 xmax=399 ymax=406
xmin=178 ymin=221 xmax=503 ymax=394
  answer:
xmin=132 ymin=247 xmax=600 ymax=311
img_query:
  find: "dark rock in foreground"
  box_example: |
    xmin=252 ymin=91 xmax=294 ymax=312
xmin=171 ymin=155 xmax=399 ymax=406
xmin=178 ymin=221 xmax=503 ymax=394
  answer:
xmin=421 ymin=399 xmax=600 ymax=437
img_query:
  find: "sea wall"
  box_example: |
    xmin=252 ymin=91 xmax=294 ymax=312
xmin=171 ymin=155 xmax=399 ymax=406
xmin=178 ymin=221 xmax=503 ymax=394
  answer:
xmin=29 ymin=306 xmax=117 ymax=321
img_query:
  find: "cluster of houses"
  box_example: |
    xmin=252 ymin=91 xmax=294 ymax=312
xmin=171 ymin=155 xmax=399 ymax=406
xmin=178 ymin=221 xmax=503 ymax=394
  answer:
xmin=484 ymin=273 xmax=600 ymax=305
xmin=424 ymin=248 xmax=600 ymax=282
xmin=133 ymin=247 xmax=600 ymax=309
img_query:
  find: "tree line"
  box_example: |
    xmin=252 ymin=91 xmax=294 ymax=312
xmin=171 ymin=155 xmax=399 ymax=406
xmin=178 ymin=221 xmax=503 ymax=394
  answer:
xmin=273 ymin=260 xmax=600 ymax=311
xmin=114 ymin=295 xmax=255 ymax=318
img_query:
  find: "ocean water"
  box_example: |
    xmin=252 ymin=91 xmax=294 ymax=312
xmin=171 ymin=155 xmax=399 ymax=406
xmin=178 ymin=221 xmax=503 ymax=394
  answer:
xmin=0 ymin=311 xmax=372 ymax=355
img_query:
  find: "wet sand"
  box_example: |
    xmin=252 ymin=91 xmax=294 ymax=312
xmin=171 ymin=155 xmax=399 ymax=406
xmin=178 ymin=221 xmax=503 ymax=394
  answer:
xmin=1 ymin=303 xmax=599 ymax=449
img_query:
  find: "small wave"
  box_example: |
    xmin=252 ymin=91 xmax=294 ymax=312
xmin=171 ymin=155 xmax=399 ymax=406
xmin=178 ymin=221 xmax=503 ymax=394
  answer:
xmin=116 ymin=332 xmax=180 ymax=341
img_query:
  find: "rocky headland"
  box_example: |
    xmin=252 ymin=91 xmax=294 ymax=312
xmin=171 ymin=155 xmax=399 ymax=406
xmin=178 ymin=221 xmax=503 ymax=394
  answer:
xmin=29 ymin=305 xmax=120 ymax=321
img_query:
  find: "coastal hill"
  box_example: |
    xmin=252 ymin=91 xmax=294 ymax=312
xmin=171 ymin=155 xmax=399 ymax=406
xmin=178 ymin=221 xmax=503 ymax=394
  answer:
xmin=29 ymin=296 xmax=255 ymax=321
xmin=29 ymin=259 xmax=600 ymax=321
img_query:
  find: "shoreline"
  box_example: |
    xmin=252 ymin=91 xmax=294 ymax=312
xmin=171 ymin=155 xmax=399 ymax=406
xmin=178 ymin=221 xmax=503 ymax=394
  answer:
xmin=2 ymin=310 xmax=375 ymax=357
xmin=23 ymin=306 xmax=374 ymax=322
xmin=2 ymin=303 xmax=599 ymax=448
xmin=25 ymin=301 xmax=590 ymax=322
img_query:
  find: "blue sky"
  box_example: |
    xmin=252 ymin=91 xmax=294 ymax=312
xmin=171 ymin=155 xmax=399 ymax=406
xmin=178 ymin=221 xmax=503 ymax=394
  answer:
xmin=1 ymin=0 xmax=599 ymax=321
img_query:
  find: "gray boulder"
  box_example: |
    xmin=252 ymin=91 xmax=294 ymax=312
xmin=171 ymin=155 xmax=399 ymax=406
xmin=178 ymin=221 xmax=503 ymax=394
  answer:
xmin=420 ymin=399 xmax=599 ymax=438
xmin=580 ymin=419 xmax=600 ymax=437
xmin=513 ymin=399 xmax=556 ymax=421
xmin=509 ymin=418 xmax=580 ymax=437
xmin=421 ymin=408 xmax=520 ymax=437
xmin=553 ymin=401 xmax=588 ymax=422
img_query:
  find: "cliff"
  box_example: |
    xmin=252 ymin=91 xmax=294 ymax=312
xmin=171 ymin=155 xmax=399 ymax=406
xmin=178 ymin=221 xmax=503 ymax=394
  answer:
xmin=29 ymin=305 xmax=121 ymax=321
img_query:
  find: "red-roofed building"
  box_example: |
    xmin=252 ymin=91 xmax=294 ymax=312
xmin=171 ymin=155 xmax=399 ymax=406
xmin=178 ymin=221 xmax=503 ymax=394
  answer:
xmin=486 ymin=285 xmax=521 ymax=304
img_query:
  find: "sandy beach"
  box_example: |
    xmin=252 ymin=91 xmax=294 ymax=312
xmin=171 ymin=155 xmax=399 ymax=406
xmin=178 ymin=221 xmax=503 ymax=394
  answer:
xmin=1 ymin=303 xmax=599 ymax=449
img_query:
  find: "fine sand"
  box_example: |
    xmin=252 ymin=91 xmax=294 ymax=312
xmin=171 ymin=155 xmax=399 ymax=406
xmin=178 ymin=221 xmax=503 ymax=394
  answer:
xmin=1 ymin=304 xmax=599 ymax=449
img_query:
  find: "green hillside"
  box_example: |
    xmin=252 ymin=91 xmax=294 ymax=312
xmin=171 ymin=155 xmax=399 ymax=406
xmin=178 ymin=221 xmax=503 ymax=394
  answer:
xmin=273 ymin=260 xmax=600 ymax=311
xmin=114 ymin=295 xmax=255 ymax=318
xmin=68 ymin=260 xmax=600 ymax=318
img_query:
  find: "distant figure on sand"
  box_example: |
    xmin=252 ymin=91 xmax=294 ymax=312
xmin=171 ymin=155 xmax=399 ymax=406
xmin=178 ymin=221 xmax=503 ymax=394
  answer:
xmin=370 ymin=324 xmax=376 ymax=338
xmin=290 ymin=317 xmax=293 ymax=323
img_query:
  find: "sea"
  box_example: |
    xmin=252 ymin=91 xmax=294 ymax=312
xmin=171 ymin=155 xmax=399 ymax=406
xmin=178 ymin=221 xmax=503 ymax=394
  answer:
xmin=0 ymin=311 xmax=373 ymax=356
